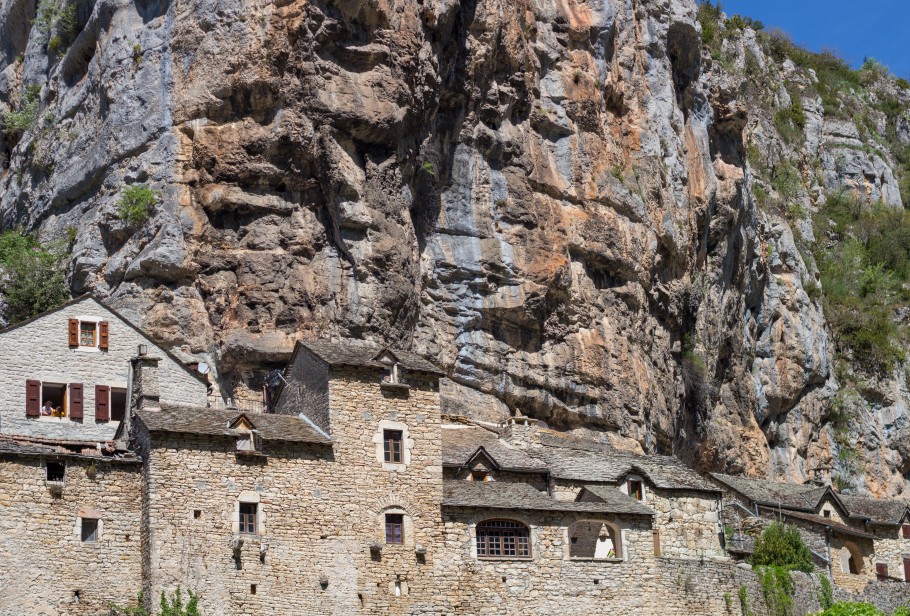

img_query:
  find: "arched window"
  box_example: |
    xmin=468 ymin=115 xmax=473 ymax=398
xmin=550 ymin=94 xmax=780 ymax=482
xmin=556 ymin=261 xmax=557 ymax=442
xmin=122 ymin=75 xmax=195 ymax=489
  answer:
xmin=568 ymin=520 xmax=622 ymax=560
xmin=476 ymin=520 xmax=530 ymax=558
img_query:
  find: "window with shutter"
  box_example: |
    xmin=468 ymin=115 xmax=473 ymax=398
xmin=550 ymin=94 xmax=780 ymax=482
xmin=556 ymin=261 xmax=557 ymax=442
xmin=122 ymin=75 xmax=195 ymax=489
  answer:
xmin=69 ymin=384 xmax=84 ymax=419
xmin=95 ymin=385 xmax=110 ymax=421
xmin=26 ymin=380 xmax=41 ymax=416
xmin=902 ymin=524 xmax=910 ymax=539
xmin=68 ymin=319 xmax=79 ymax=347
xmin=876 ymin=563 xmax=889 ymax=579
xmin=98 ymin=321 xmax=109 ymax=350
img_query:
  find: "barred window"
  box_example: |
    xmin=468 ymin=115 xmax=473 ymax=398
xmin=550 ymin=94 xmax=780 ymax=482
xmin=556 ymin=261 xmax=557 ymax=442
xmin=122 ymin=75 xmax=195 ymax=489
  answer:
xmin=476 ymin=520 xmax=530 ymax=558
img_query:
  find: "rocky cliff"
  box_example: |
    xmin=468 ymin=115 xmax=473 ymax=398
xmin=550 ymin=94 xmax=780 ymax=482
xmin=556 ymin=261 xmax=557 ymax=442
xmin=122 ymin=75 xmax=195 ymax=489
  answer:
xmin=1 ymin=0 xmax=909 ymax=494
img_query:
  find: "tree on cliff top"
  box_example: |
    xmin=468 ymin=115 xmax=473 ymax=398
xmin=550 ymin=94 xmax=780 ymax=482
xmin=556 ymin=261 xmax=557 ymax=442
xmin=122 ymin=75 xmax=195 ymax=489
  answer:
xmin=751 ymin=522 xmax=814 ymax=573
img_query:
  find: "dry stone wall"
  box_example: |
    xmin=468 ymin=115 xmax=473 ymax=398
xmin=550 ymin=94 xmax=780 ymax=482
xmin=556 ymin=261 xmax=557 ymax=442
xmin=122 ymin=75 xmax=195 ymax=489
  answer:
xmin=0 ymin=456 xmax=142 ymax=616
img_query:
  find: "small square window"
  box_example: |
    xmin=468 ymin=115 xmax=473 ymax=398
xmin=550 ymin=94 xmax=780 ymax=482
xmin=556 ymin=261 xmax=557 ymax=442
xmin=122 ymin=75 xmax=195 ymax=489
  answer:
xmin=823 ymin=510 xmax=831 ymax=518
xmin=81 ymin=518 xmax=98 ymax=543
xmin=470 ymin=471 xmax=488 ymax=482
xmin=79 ymin=322 xmax=97 ymax=347
xmin=628 ymin=480 xmax=643 ymax=501
xmin=383 ymin=430 xmax=403 ymax=464
xmin=385 ymin=514 xmax=404 ymax=544
xmin=239 ymin=503 xmax=258 ymax=535
xmin=46 ymin=461 xmax=65 ymax=482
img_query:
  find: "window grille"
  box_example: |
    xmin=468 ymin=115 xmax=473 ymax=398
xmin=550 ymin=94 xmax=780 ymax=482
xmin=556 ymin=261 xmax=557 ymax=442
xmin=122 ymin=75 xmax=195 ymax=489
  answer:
xmin=476 ymin=520 xmax=530 ymax=558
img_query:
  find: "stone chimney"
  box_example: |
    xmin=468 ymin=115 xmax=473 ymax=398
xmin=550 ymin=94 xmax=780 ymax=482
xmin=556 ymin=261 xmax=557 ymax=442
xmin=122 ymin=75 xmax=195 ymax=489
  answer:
xmin=131 ymin=352 xmax=161 ymax=413
xmin=501 ymin=416 xmax=540 ymax=449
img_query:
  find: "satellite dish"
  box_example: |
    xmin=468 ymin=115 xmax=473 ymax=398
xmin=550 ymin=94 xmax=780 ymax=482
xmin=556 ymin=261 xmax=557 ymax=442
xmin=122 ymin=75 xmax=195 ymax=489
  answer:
xmin=197 ymin=362 xmax=211 ymax=375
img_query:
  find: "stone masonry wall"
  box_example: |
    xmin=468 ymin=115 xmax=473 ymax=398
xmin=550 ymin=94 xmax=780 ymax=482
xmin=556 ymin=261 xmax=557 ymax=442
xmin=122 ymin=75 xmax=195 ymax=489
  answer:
xmin=0 ymin=455 xmax=142 ymax=615
xmin=553 ymin=478 xmax=723 ymax=559
xmin=0 ymin=297 xmax=208 ymax=440
xmin=870 ymin=527 xmax=910 ymax=582
xmin=141 ymin=366 xmax=445 ymax=615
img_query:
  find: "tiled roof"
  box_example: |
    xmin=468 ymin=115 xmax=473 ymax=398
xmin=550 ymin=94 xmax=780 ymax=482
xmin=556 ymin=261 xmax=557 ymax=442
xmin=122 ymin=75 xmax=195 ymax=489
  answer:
xmin=442 ymin=480 xmax=653 ymax=515
xmin=767 ymin=508 xmax=877 ymax=541
xmin=137 ymin=405 xmax=331 ymax=445
xmin=711 ymin=473 xmax=830 ymax=510
xmin=442 ymin=425 xmax=548 ymax=472
xmin=0 ymin=435 xmax=139 ymax=463
xmin=530 ymin=438 xmax=719 ymax=492
xmin=839 ymin=494 xmax=910 ymax=526
xmin=578 ymin=485 xmax=657 ymax=516
xmin=298 ymin=340 xmax=443 ymax=374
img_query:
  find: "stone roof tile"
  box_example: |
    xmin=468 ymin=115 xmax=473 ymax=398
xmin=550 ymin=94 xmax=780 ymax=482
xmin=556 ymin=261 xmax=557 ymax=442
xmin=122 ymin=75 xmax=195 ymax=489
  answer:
xmin=442 ymin=425 xmax=547 ymax=472
xmin=137 ymin=405 xmax=331 ymax=445
xmin=442 ymin=480 xmax=653 ymax=515
xmin=578 ymin=485 xmax=657 ymax=516
xmin=711 ymin=473 xmax=828 ymax=510
xmin=0 ymin=435 xmax=139 ymax=463
xmin=839 ymin=494 xmax=910 ymax=526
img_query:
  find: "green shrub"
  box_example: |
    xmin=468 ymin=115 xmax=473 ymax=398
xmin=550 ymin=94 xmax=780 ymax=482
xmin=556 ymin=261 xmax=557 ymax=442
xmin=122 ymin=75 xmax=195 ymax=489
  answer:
xmin=696 ymin=1 xmax=723 ymax=48
xmin=750 ymin=522 xmax=814 ymax=572
xmin=117 ymin=184 xmax=159 ymax=226
xmin=759 ymin=565 xmax=794 ymax=616
xmin=771 ymin=162 xmax=801 ymax=201
xmin=739 ymin=586 xmax=754 ymax=616
xmin=0 ymin=230 xmax=69 ymax=324
xmin=896 ymin=77 xmax=910 ymax=90
xmin=159 ymin=587 xmax=200 ymax=616
xmin=818 ymin=575 xmax=834 ymax=610
xmin=1 ymin=84 xmax=41 ymax=136
xmin=815 ymin=602 xmax=884 ymax=616
xmin=775 ymin=93 xmax=807 ymax=144
xmin=33 ymin=0 xmax=78 ymax=39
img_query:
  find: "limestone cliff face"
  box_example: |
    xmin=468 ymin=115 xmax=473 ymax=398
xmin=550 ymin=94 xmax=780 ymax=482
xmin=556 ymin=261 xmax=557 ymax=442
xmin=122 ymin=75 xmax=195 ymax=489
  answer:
xmin=1 ymin=0 xmax=908 ymax=493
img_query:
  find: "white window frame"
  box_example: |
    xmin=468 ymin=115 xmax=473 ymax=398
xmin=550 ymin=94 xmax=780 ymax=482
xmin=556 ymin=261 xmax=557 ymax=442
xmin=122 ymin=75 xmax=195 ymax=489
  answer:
xmin=75 ymin=316 xmax=102 ymax=352
xmin=37 ymin=381 xmax=69 ymax=421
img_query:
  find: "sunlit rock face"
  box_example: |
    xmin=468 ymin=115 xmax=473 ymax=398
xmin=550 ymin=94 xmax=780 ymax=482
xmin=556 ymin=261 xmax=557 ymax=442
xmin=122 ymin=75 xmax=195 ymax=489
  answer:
xmin=1 ymin=0 xmax=908 ymax=493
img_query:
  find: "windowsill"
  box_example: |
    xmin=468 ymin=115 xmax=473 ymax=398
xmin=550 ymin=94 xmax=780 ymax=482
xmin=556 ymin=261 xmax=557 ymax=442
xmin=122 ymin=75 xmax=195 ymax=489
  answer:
xmin=35 ymin=415 xmax=75 ymax=422
xmin=477 ymin=557 xmax=533 ymax=561
xmin=569 ymin=557 xmax=624 ymax=563
xmin=380 ymin=382 xmax=410 ymax=392
xmin=73 ymin=346 xmax=101 ymax=353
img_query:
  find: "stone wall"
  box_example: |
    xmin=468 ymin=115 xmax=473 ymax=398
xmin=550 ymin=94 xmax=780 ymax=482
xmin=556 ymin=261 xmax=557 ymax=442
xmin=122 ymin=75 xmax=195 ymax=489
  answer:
xmin=0 ymin=454 xmax=142 ymax=615
xmin=0 ymin=297 xmax=208 ymax=440
xmin=554 ymin=478 xmax=723 ymax=559
xmin=140 ymin=366 xmax=446 ymax=615
xmin=870 ymin=527 xmax=910 ymax=582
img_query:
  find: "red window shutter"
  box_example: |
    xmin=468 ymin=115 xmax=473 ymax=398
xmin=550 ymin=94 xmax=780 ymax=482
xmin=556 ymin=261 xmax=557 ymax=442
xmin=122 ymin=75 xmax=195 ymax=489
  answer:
xmin=26 ymin=380 xmax=41 ymax=416
xmin=877 ymin=563 xmax=889 ymax=579
xmin=904 ymin=558 xmax=910 ymax=582
xmin=903 ymin=524 xmax=910 ymax=539
xmin=652 ymin=529 xmax=661 ymax=557
xmin=68 ymin=319 xmax=79 ymax=347
xmin=95 ymin=385 xmax=110 ymax=421
xmin=69 ymin=383 xmax=84 ymax=419
xmin=98 ymin=321 xmax=109 ymax=351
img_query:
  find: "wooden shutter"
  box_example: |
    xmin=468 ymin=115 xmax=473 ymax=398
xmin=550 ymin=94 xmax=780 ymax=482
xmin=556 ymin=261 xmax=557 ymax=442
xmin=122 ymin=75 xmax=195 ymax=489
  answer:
xmin=69 ymin=383 xmax=84 ymax=419
xmin=902 ymin=524 xmax=910 ymax=539
xmin=98 ymin=321 xmax=109 ymax=350
xmin=95 ymin=385 xmax=110 ymax=421
xmin=26 ymin=380 xmax=41 ymax=416
xmin=876 ymin=563 xmax=889 ymax=579
xmin=903 ymin=558 xmax=910 ymax=582
xmin=652 ymin=529 xmax=661 ymax=557
xmin=68 ymin=319 xmax=79 ymax=347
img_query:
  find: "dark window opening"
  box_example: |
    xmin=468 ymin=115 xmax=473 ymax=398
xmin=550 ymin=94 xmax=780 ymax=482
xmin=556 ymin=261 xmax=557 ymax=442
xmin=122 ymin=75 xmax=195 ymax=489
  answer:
xmin=385 ymin=514 xmax=404 ymax=544
xmin=193 ymin=510 xmax=201 ymax=519
xmin=250 ymin=584 xmax=257 ymax=595
xmin=110 ymin=388 xmax=127 ymax=422
xmin=42 ymin=383 xmax=66 ymax=417
xmin=628 ymin=480 xmax=643 ymax=501
xmin=470 ymin=471 xmax=488 ymax=482
xmin=823 ymin=510 xmax=831 ymax=518
xmin=849 ymin=556 xmax=859 ymax=575
xmin=476 ymin=520 xmax=530 ymax=558
xmin=383 ymin=430 xmax=403 ymax=463
xmin=239 ymin=503 xmax=257 ymax=535
xmin=81 ymin=518 xmax=98 ymax=543
xmin=46 ymin=461 xmax=65 ymax=482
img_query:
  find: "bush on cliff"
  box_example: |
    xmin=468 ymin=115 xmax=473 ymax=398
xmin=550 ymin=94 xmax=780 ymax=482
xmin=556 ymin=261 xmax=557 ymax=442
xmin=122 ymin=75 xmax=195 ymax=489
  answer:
xmin=816 ymin=602 xmax=884 ymax=616
xmin=750 ymin=522 xmax=814 ymax=573
xmin=0 ymin=230 xmax=69 ymax=325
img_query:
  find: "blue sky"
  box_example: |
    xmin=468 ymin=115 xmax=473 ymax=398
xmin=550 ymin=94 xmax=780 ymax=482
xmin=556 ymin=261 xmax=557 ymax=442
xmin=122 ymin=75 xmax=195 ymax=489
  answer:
xmin=719 ymin=0 xmax=910 ymax=78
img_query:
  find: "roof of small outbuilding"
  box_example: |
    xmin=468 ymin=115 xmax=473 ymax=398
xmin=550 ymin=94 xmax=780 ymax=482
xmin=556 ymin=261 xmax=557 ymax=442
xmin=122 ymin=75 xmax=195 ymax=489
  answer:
xmin=295 ymin=340 xmax=443 ymax=374
xmin=442 ymin=425 xmax=548 ymax=472
xmin=136 ymin=405 xmax=331 ymax=445
xmin=711 ymin=473 xmax=833 ymax=511
xmin=577 ymin=485 xmax=658 ymax=516
xmin=839 ymin=494 xmax=910 ymax=526
xmin=0 ymin=435 xmax=140 ymax=463
xmin=767 ymin=508 xmax=877 ymax=541
xmin=442 ymin=480 xmax=653 ymax=515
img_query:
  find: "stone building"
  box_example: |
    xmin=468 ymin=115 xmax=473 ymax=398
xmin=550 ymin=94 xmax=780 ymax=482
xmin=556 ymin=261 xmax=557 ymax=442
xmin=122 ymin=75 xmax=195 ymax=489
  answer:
xmin=0 ymin=296 xmax=210 ymax=441
xmin=712 ymin=473 xmax=910 ymax=592
xmin=2 ymin=333 xmax=910 ymax=615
